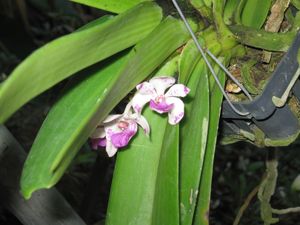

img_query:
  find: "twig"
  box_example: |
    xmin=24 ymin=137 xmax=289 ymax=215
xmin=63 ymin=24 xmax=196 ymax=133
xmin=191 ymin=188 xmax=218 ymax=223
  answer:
xmin=233 ymin=184 xmax=260 ymax=225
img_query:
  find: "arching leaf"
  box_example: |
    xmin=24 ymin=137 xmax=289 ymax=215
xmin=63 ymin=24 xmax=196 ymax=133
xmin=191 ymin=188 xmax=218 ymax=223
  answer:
xmin=0 ymin=2 xmax=162 ymax=123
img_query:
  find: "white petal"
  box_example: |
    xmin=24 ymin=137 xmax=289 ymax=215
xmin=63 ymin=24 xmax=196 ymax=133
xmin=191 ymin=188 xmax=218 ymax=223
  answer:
xmin=136 ymin=82 xmax=156 ymax=95
xmin=135 ymin=114 xmax=150 ymax=135
xmin=149 ymin=76 xmax=176 ymax=95
xmin=166 ymin=97 xmax=185 ymax=125
xmin=123 ymin=101 xmax=133 ymax=116
xmin=131 ymin=93 xmax=152 ymax=114
xmin=106 ymin=140 xmax=118 ymax=157
xmin=165 ymin=84 xmax=190 ymax=97
xmin=102 ymin=114 xmax=122 ymax=124
xmin=90 ymin=126 xmax=106 ymax=139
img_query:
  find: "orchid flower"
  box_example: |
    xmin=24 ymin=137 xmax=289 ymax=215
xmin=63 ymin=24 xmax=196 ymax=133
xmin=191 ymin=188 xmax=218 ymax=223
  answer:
xmin=90 ymin=103 xmax=150 ymax=157
xmin=132 ymin=76 xmax=190 ymax=125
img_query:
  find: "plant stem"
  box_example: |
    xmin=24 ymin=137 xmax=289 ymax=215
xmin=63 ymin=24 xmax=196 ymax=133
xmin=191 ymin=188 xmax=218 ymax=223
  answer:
xmin=258 ymin=148 xmax=279 ymax=225
xmin=212 ymin=0 xmax=236 ymax=50
xmin=189 ymin=0 xmax=213 ymax=21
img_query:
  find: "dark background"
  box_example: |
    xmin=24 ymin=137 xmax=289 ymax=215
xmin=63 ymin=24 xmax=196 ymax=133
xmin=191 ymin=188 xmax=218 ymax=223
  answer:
xmin=0 ymin=1 xmax=300 ymax=224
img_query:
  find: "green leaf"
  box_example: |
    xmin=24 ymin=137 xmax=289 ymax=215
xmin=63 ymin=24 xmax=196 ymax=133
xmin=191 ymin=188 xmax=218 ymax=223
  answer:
xmin=223 ymin=0 xmax=240 ymax=25
xmin=292 ymin=0 xmax=300 ymax=9
xmin=71 ymin=0 xmax=152 ymax=13
xmin=106 ymin=109 xmax=179 ymax=225
xmin=20 ymin=16 xmax=190 ymax=199
xmin=75 ymin=15 xmax=113 ymax=31
xmin=203 ymin=0 xmax=212 ymax=8
xmin=179 ymin=37 xmax=205 ymax=84
xmin=233 ymin=0 xmax=247 ymax=24
xmin=230 ymin=25 xmax=296 ymax=51
xmin=106 ymin=56 xmax=181 ymax=225
xmin=179 ymin=28 xmax=221 ymax=85
xmin=0 ymin=2 xmax=162 ymax=123
xmin=179 ymin=59 xmax=210 ymax=225
xmin=193 ymin=58 xmax=227 ymax=225
xmin=241 ymin=0 xmax=271 ymax=28
xmin=152 ymin=124 xmax=180 ymax=225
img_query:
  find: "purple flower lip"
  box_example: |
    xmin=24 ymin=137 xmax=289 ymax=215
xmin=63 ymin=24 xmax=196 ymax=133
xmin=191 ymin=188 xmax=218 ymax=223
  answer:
xmin=110 ymin=122 xmax=137 ymax=148
xmin=111 ymin=130 xmax=135 ymax=148
xmin=91 ymin=138 xmax=106 ymax=149
xmin=149 ymin=99 xmax=174 ymax=113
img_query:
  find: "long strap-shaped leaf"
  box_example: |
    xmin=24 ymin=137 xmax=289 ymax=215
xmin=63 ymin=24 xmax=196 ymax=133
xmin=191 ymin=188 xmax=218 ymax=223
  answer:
xmin=106 ymin=110 xmax=179 ymax=225
xmin=179 ymin=59 xmax=210 ymax=225
xmin=71 ymin=0 xmax=152 ymax=13
xmin=241 ymin=0 xmax=272 ymax=29
xmin=230 ymin=24 xmax=299 ymax=51
xmin=0 ymin=2 xmax=162 ymax=123
xmin=193 ymin=58 xmax=228 ymax=225
xmin=152 ymin=124 xmax=180 ymax=225
xmin=106 ymin=57 xmax=181 ymax=225
xmin=20 ymin=16 xmax=190 ymax=199
xmin=223 ymin=0 xmax=240 ymax=25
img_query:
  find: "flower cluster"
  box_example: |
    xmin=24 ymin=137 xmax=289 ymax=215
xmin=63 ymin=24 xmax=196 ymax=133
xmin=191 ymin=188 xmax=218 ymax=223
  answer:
xmin=90 ymin=76 xmax=190 ymax=157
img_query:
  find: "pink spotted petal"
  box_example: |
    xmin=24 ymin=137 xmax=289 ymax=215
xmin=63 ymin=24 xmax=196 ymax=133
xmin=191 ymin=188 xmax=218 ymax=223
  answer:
xmin=135 ymin=114 xmax=150 ymax=135
xmin=132 ymin=93 xmax=152 ymax=114
xmin=165 ymin=84 xmax=190 ymax=98
xmin=106 ymin=140 xmax=118 ymax=157
xmin=149 ymin=99 xmax=174 ymax=114
xmin=149 ymin=76 xmax=176 ymax=95
xmin=110 ymin=122 xmax=138 ymax=148
xmin=166 ymin=97 xmax=185 ymax=125
xmin=136 ymin=82 xmax=156 ymax=95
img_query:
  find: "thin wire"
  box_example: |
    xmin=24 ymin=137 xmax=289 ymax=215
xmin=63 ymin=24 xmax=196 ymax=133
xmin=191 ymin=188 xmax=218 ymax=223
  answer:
xmin=171 ymin=0 xmax=251 ymax=116
xmin=206 ymin=50 xmax=253 ymax=100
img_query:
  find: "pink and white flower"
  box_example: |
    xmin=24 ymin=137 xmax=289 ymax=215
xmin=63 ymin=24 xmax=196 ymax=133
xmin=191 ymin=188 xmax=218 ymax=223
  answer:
xmin=132 ymin=76 xmax=190 ymax=125
xmin=90 ymin=103 xmax=150 ymax=157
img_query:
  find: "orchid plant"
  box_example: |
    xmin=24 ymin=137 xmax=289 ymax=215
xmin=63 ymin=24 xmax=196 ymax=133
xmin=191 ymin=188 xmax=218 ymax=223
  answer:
xmin=132 ymin=76 xmax=190 ymax=124
xmin=0 ymin=0 xmax=299 ymax=225
xmin=91 ymin=76 xmax=190 ymax=157
xmin=90 ymin=102 xmax=150 ymax=157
